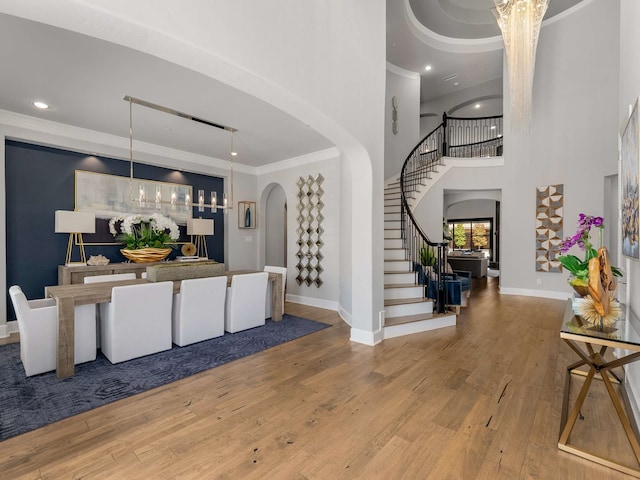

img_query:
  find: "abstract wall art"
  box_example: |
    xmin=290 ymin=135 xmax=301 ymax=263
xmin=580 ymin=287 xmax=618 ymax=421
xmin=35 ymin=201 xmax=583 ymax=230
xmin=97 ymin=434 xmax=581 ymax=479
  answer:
xmin=621 ymin=98 xmax=639 ymax=259
xmin=296 ymin=173 xmax=325 ymax=287
xmin=536 ymin=184 xmax=564 ymax=272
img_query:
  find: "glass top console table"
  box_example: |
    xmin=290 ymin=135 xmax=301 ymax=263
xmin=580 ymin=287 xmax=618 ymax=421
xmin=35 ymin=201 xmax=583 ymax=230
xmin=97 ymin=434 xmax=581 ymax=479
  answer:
xmin=559 ymin=299 xmax=640 ymax=477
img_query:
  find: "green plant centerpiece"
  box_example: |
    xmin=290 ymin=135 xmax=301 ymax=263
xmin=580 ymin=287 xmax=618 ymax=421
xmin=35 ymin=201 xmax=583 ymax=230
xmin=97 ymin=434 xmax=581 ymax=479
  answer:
xmin=109 ymin=213 xmax=180 ymax=262
xmin=419 ymin=244 xmax=436 ymax=267
xmin=559 ymin=214 xmax=622 ymax=295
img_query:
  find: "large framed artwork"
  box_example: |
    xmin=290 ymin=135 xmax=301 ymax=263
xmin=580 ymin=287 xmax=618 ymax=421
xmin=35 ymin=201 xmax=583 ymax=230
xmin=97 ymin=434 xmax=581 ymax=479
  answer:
xmin=535 ymin=184 xmax=563 ymax=272
xmin=621 ymin=99 xmax=640 ymax=259
xmin=75 ymin=170 xmax=192 ymax=244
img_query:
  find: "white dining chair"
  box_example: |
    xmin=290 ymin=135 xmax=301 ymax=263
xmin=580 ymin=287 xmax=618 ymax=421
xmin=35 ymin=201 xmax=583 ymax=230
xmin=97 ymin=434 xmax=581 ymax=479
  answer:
xmin=225 ymin=272 xmax=269 ymax=333
xmin=264 ymin=265 xmax=287 ymax=319
xmin=84 ymin=273 xmax=137 ymax=348
xmin=99 ymin=281 xmax=173 ymax=363
xmin=172 ymin=276 xmax=227 ymax=346
xmin=9 ymin=285 xmax=96 ymax=377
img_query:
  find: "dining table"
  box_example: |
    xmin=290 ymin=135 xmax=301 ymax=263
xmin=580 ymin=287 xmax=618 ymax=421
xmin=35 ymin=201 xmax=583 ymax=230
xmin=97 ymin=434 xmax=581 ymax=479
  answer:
xmin=45 ymin=270 xmax=283 ymax=378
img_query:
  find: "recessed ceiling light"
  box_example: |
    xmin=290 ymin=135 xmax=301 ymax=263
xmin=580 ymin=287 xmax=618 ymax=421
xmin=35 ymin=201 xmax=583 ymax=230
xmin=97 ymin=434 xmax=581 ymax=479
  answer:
xmin=231 ymin=151 xmax=238 ymax=156
xmin=475 ymin=104 xmax=481 ymax=109
xmin=453 ymin=82 xmax=459 ymax=86
xmin=491 ymin=125 xmax=496 ymax=129
xmin=425 ymin=65 xmax=432 ymax=71
xmin=33 ymin=101 xmax=49 ymax=109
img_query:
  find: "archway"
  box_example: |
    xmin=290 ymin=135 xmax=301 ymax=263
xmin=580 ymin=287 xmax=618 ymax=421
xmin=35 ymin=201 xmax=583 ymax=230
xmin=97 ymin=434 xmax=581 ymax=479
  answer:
xmin=263 ymin=183 xmax=287 ymax=268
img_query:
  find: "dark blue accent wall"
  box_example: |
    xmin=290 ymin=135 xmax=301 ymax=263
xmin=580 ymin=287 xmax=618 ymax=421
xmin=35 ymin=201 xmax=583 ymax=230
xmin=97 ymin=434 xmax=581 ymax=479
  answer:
xmin=5 ymin=140 xmax=225 ymax=320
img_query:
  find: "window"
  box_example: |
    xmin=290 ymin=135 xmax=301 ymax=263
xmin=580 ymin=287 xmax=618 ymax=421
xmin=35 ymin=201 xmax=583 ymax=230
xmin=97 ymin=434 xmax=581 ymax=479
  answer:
xmin=447 ymin=218 xmax=493 ymax=259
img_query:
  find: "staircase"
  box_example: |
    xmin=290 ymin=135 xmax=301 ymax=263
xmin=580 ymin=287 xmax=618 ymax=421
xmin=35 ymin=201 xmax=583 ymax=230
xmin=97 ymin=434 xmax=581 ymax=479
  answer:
xmin=381 ymin=113 xmax=504 ymax=340
xmin=382 ymin=180 xmax=456 ymax=340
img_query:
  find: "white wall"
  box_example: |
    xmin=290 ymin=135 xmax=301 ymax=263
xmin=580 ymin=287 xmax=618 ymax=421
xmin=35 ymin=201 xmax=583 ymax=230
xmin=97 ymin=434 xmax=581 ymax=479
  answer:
xmin=617 ymin=0 xmax=640 ymax=424
xmin=0 ymin=0 xmax=387 ymax=343
xmin=420 ymin=77 xmax=503 ymax=138
xmin=257 ymin=154 xmax=341 ymax=311
xmin=500 ymin=0 xmax=620 ymax=298
xmin=413 ymin=162 xmax=506 ymax=243
xmin=446 ymin=198 xmax=497 ymax=221
xmin=226 ymin=171 xmax=258 ymax=271
xmin=385 ymin=64 xmax=421 ymax=180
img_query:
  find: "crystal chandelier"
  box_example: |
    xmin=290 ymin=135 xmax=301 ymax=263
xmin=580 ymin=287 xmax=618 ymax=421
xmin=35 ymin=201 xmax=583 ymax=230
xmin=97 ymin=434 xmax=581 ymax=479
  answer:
xmin=493 ymin=0 xmax=549 ymax=131
xmin=125 ymin=96 xmax=236 ymax=213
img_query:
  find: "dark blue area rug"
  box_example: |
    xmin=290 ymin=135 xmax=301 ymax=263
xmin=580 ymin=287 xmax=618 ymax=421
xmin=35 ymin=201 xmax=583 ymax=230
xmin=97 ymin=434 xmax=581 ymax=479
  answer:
xmin=0 ymin=315 xmax=329 ymax=442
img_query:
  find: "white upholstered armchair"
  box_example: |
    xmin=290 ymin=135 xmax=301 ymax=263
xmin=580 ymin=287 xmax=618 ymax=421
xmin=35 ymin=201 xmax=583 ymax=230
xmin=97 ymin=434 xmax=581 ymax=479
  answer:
xmin=9 ymin=285 xmax=96 ymax=376
xmin=225 ymin=272 xmax=269 ymax=333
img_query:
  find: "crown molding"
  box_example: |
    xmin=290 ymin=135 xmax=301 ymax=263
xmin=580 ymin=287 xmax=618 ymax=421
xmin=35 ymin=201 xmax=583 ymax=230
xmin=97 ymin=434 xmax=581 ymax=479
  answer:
xmin=0 ymin=109 xmax=252 ymax=175
xmin=386 ymin=62 xmax=420 ymax=80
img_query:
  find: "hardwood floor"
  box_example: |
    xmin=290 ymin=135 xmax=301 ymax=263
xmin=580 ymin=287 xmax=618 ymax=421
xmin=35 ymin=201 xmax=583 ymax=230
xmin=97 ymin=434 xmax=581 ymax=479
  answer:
xmin=1 ymin=277 xmax=636 ymax=479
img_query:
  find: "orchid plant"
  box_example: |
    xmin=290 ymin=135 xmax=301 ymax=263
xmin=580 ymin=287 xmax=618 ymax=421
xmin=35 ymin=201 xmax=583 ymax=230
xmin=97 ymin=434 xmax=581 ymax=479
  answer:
xmin=109 ymin=213 xmax=180 ymax=250
xmin=559 ymin=214 xmax=622 ymax=288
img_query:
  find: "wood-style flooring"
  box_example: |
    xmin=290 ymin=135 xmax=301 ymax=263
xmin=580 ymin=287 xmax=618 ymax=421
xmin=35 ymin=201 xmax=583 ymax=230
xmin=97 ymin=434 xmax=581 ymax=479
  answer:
xmin=1 ymin=277 xmax=636 ymax=479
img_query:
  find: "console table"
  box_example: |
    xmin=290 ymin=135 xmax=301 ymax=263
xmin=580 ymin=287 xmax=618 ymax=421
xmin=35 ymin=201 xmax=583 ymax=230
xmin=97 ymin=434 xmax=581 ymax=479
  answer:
xmin=559 ymin=299 xmax=640 ymax=477
xmin=58 ymin=260 xmax=221 ymax=285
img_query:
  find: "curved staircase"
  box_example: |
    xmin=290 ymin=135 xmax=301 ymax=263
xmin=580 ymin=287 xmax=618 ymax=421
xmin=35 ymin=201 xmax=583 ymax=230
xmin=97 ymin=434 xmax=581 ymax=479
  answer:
xmin=381 ymin=113 xmax=503 ymax=339
xmin=382 ymin=179 xmax=456 ymax=339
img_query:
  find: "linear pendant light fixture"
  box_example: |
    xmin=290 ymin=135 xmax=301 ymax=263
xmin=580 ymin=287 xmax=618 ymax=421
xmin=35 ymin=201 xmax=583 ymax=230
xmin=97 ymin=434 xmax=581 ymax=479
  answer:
xmin=124 ymin=95 xmax=236 ymax=212
xmin=493 ymin=0 xmax=549 ymax=132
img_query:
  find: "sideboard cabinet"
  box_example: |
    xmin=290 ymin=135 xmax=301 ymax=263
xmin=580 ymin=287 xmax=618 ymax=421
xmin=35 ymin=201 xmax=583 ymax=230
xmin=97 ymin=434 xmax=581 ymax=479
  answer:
xmin=59 ymin=262 xmax=165 ymax=285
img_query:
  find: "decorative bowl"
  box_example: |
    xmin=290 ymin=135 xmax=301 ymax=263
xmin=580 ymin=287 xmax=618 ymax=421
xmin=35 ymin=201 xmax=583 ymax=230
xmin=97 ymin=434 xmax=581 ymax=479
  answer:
xmin=120 ymin=248 xmax=171 ymax=263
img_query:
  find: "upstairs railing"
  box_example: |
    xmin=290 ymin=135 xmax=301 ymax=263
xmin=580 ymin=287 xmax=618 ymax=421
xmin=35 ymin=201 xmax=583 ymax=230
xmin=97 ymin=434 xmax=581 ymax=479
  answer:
xmin=400 ymin=112 xmax=503 ymax=314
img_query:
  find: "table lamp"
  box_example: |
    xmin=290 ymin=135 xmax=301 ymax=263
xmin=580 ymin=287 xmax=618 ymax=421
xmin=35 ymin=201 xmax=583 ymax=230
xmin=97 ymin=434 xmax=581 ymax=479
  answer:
xmin=55 ymin=210 xmax=96 ymax=265
xmin=187 ymin=217 xmax=214 ymax=258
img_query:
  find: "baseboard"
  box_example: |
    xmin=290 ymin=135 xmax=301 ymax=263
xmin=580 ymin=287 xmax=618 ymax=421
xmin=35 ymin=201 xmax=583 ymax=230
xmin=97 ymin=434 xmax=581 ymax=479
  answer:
xmin=286 ymin=294 xmax=339 ymax=312
xmin=338 ymin=305 xmax=352 ymax=326
xmin=0 ymin=320 xmax=18 ymax=338
xmin=350 ymin=326 xmax=384 ymax=346
xmin=499 ymin=287 xmax=571 ymax=300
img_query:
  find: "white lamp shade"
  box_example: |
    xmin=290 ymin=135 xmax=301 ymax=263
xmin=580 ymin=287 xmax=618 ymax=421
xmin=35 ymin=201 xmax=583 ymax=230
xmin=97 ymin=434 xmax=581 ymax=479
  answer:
xmin=55 ymin=210 xmax=96 ymax=233
xmin=187 ymin=218 xmax=214 ymax=236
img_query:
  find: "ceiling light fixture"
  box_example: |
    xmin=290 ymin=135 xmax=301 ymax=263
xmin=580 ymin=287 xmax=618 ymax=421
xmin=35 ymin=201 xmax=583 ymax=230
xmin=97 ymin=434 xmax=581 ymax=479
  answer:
xmin=475 ymin=104 xmax=481 ymax=109
xmin=493 ymin=0 xmax=549 ymax=131
xmin=425 ymin=65 xmax=432 ymax=71
xmin=124 ymin=95 xmax=235 ymax=213
xmin=33 ymin=101 xmax=49 ymax=109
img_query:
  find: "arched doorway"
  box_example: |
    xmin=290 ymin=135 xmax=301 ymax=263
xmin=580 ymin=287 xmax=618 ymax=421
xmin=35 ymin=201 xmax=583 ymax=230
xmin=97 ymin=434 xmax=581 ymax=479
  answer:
xmin=264 ymin=184 xmax=287 ymax=268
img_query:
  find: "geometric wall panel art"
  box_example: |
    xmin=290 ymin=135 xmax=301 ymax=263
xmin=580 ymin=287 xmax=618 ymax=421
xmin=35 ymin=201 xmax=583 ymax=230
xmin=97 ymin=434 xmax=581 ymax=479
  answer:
xmin=295 ymin=173 xmax=325 ymax=287
xmin=535 ymin=184 xmax=564 ymax=272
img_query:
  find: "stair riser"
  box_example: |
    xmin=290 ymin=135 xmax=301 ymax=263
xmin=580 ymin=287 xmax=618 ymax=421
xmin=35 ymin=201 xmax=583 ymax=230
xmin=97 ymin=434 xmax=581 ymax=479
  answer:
xmin=383 ymin=314 xmax=456 ymax=340
xmin=384 ymin=250 xmax=405 ymax=261
xmin=384 ymin=199 xmax=401 ymax=207
xmin=384 ymin=286 xmax=424 ymax=300
xmin=384 ymin=213 xmax=401 ymax=221
xmin=384 ymin=238 xmax=403 ymax=249
xmin=384 ymin=272 xmax=415 ymax=284
xmin=384 ymin=206 xmax=401 ymax=215
xmin=386 ymin=301 xmax=432 ymax=317
xmin=384 ymin=260 xmax=411 ymax=272
xmin=384 ymin=229 xmax=402 ymax=239
xmin=384 ymin=220 xmax=401 ymax=229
